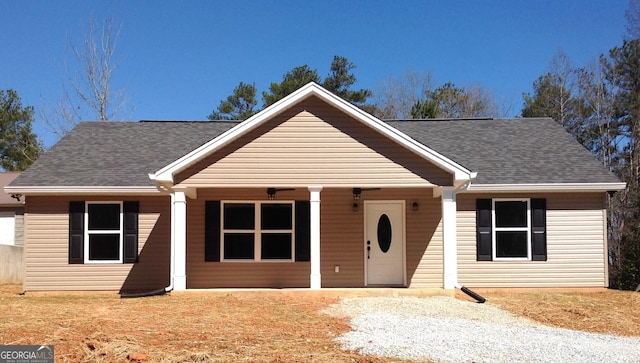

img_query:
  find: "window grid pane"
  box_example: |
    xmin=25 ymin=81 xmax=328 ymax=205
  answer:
xmin=495 ymin=201 xmax=527 ymax=227
xmin=223 ymin=204 xmax=255 ymax=230
xmin=261 ymin=204 xmax=293 ymax=230
xmin=224 ymin=233 xmax=255 ymax=259
xmin=88 ymin=234 xmax=120 ymax=260
xmin=88 ymin=204 xmax=120 ymax=230
xmin=261 ymin=233 xmax=292 ymax=259
xmin=495 ymin=231 xmax=528 ymax=258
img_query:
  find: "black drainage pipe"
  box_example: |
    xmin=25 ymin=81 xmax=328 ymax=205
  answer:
xmin=456 ymin=284 xmax=486 ymax=303
xmin=120 ymin=288 xmax=167 ymax=299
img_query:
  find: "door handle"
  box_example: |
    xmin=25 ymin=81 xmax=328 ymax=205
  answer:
xmin=367 ymin=240 xmax=371 ymax=259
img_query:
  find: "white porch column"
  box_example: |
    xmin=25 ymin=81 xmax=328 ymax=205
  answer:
xmin=442 ymin=187 xmax=458 ymax=289
xmin=172 ymin=190 xmax=187 ymax=291
xmin=308 ymin=186 xmax=323 ymax=289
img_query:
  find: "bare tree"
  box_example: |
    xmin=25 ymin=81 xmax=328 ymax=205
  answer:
xmin=373 ymin=70 xmax=433 ymax=119
xmin=522 ymin=49 xmax=581 ymax=136
xmin=42 ymin=17 xmax=129 ymax=138
xmin=576 ymin=58 xmax=621 ymax=169
xmin=550 ymin=49 xmax=577 ymax=128
xmin=626 ymin=0 xmax=640 ymax=39
xmin=375 ymin=71 xmax=507 ymax=119
xmin=464 ymin=84 xmax=511 ymax=118
xmin=429 ymin=82 xmax=502 ymax=118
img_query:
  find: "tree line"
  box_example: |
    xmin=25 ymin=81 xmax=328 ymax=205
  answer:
xmin=520 ymin=11 xmax=640 ymax=289
xmin=2 ymin=2 xmax=639 ymax=289
xmin=207 ymin=59 xmax=505 ymax=121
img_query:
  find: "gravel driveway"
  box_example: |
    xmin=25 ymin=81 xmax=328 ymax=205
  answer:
xmin=324 ymin=296 xmax=640 ymax=363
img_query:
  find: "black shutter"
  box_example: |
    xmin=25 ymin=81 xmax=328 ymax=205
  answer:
xmin=123 ymin=201 xmax=139 ymax=263
xmin=476 ymin=199 xmax=492 ymax=261
xmin=295 ymin=200 xmax=311 ymax=262
xmin=531 ymin=198 xmax=547 ymax=261
xmin=69 ymin=201 xmax=84 ymax=264
xmin=205 ymin=201 xmax=221 ymax=262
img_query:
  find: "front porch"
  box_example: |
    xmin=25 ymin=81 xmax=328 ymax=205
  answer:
xmin=167 ymin=186 xmax=461 ymax=290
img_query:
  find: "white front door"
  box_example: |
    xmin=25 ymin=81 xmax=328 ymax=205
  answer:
xmin=365 ymin=201 xmax=405 ymax=286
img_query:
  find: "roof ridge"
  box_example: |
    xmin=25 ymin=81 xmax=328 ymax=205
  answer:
xmin=385 ymin=117 xmax=555 ymax=122
xmin=386 ymin=117 xmax=495 ymax=122
xmin=139 ymin=120 xmax=241 ymax=123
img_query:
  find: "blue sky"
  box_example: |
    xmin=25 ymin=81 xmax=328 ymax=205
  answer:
xmin=1 ymin=0 xmax=631 ymax=147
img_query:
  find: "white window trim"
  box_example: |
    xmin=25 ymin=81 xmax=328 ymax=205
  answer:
xmin=221 ymin=200 xmax=296 ymax=262
xmin=492 ymin=198 xmax=531 ymax=261
xmin=84 ymin=201 xmax=123 ymax=264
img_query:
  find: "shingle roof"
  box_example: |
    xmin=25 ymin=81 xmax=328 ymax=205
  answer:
xmin=386 ymin=117 xmax=620 ymax=184
xmin=10 ymin=117 xmax=619 ymax=188
xmin=10 ymin=121 xmax=238 ymax=187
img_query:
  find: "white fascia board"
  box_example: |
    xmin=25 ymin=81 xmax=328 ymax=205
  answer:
xmin=466 ymin=182 xmax=627 ymax=193
xmin=3 ymin=186 xmax=162 ymax=196
xmin=151 ymin=82 xmax=475 ymax=185
xmin=175 ymin=182 xmax=438 ymax=189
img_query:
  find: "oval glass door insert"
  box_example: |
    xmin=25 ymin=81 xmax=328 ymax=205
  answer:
xmin=377 ymin=214 xmax=392 ymax=253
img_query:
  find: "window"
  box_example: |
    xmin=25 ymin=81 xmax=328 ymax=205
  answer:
xmin=476 ymin=198 xmax=547 ymax=261
xmin=221 ymin=202 xmax=294 ymax=261
xmin=69 ymin=201 xmax=138 ymax=264
xmin=493 ymin=199 xmax=530 ymax=259
xmin=261 ymin=203 xmax=293 ymax=259
xmin=86 ymin=202 xmax=123 ymax=262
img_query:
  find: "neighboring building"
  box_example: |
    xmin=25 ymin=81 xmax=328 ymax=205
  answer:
xmin=0 ymin=172 xmax=24 ymax=246
xmin=1 ymin=171 xmax=25 ymax=284
xmin=5 ymin=83 xmax=625 ymax=292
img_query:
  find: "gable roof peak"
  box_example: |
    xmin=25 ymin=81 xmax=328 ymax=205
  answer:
xmin=150 ymin=82 xmax=475 ymax=185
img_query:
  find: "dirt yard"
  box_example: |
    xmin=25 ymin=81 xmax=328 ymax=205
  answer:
xmin=0 ymin=285 xmax=638 ymax=362
xmin=0 ymin=285 xmax=388 ymax=362
xmin=467 ymin=288 xmax=640 ymax=337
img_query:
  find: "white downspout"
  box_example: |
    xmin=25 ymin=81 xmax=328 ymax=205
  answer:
xmin=165 ymin=192 xmax=176 ymax=292
xmin=148 ymin=178 xmax=177 ymax=293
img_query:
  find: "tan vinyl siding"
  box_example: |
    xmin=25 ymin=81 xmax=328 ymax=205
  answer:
xmin=407 ymin=195 xmax=444 ymax=288
xmin=318 ymin=188 xmax=364 ymax=287
xmin=24 ymin=196 xmax=170 ymax=291
xmin=457 ymin=193 xmax=608 ymax=287
xmin=186 ymin=187 xmax=443 ymax=288
xmin=186 ymin=189 xmax=311 ymax=288
xmin=176 ymin=96 xmax=452 ymax=188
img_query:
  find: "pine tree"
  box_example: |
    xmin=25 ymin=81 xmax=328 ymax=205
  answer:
xmin=0 ymin=89 xmax=43 ymax=170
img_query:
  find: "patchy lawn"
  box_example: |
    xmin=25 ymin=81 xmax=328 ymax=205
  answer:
xmin=0 ymin=285 xmax=638 ymax=362
xmin=462 ymin=288 xmax=640 ymax=337
xmin=0 ymin=285 xmax=388 ymax=362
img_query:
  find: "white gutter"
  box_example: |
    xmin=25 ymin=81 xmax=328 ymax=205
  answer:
xmin=444 ymin=173 xmax=478 ymax=191
xmin=4 ymin=186 xmax=161 ymax=195
xmin=466 ymin=182 xmax=626 ymax=192
xmin=454 ymin=179 xmax=474 ymax=193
